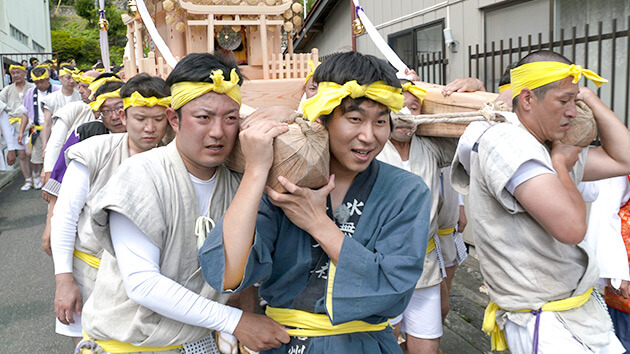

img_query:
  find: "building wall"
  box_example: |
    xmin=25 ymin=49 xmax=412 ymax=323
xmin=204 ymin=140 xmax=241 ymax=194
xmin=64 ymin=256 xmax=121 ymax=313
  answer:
xmin=353 ymin=0 xmax=506 ymax=83
xmin=0 ymin=0 xmax=52 ymax=54
xmin=307 ymin=0 xmax=353 ymax=57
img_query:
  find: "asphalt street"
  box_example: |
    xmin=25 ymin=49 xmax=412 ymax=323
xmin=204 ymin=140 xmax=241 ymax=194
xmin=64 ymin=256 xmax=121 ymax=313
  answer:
xmin=0 ymin=173 xmax=71 ymax=353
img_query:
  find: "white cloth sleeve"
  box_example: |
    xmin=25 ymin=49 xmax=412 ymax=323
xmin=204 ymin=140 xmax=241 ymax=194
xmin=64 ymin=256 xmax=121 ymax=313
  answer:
xmin=577 ymin=181 xmax=600 ymax=203
xmin=584 ymin=177 xmax=630 ymax=283
xmin=505 ymin=159 xmax=555 ymax=195
xmin=109 ymin=211 xmax=243 ymax=334
xmin=457 ymin=121 xmax=491 ymax=174
xmin=51 ymin=160 xmax=90 ymax=274
xmin=44 ymin=120 xmax=70 ymax=172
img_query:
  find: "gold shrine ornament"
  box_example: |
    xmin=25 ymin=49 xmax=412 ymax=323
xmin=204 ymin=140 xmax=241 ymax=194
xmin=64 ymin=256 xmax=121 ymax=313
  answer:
xmin=98 ymin=18 xmax=109 ymax=31
xmin=352 ymin=18 xmax=365 ymax=35
xmin=127 ymin=0 xmax=138 ymax=16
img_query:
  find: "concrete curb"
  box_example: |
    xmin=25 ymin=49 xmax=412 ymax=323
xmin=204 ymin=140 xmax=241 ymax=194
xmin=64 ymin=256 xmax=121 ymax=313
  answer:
xmin=0 ymin=169 xmax=20 ymax=191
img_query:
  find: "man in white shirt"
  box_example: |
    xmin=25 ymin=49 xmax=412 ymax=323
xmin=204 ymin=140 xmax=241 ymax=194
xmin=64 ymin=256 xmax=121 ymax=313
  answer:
xmin=18 ymin=66 xmax=59 ymax=190
xmin=80 ymin=53 xmax=289 ymax=353
xmin=50 ymin=73 xmax=171 ymax=346
xmin=452 ymin=50 xmax=629 ymax=353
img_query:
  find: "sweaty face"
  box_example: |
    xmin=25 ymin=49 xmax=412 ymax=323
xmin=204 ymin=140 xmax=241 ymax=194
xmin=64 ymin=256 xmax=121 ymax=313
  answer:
xmin=59 ymin=74 xmax=77 ymax=90
xmin=34 ymin=78 xmax=50 ymax=92
xmin=530 ymin=77 xmax=579 ymax=143
xmin=99 ymin=97 xmax=125 ymax=133
xmin=390 ymin=92 xmax=421 ymax=142
xmin=78 ymin=83 xmax=92 ymax=103
xmin=304 ymin=77 xmax=318 ymax=99
xmin=169 ymin=91 xmax=240 ymax=179
xmin=328 ymin=99 xmax=391 ymax=177
xmin=10 ymin=69 xmax=26 ymax=83
xmin=123 ymin=105 xmax=169 ymax=154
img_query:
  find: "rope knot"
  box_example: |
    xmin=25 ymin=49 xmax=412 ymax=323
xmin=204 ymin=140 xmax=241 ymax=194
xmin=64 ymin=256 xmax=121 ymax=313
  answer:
xmin=567 ymin=64 xmax=583 ymax=83
xmin=195 ymin=216 xmax=216 ymax=250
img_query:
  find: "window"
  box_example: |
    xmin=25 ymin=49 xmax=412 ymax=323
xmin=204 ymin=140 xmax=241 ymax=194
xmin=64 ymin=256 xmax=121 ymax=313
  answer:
xmin=32 ymin=41 xmax=45 ymax=53
xmin=10 ymin=25 xmax=28 ymax=45
xmin=388 ymin=20 xmax=446 ymax=84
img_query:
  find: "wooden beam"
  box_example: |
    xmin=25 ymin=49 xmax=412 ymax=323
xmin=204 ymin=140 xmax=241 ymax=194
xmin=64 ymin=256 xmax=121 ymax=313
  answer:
xmin=134 ymin=19 xmax=144 ymax=70
xmin=126 ymin=23 xmax=137 ymax=75
xmin=208 ymin=15 xmax=214 ymax=54
xmin=178 ymin=1 xmax=291 ymax=16
xmin=260 ymin=14 xmax=269 ymax=80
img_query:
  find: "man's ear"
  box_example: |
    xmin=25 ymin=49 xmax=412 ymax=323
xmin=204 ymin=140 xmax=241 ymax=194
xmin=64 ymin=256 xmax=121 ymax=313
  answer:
xmin=166 ymin=107 xmax=180 ymax=134
xmin=518 ymin=88 xmax=536 ymax=112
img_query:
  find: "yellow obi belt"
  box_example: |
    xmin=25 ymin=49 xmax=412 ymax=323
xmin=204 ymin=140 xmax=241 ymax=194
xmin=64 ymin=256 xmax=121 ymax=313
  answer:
xmin=482 ymin=287 xmax=593 ymax=351
xmin=73 ymin=249 xmax=101 ymax=268
xmin=437 ymin=227 xmax=456 ymax=235
xmin=426 ymin=237 xmax=437 ymax=254
xmin=265 ymin=306 xmax=390 ymax=337
xmin=9 ymin=117 xmax=21 ymax=126
xmin=81 ymin=331 xmax=182 ymax=353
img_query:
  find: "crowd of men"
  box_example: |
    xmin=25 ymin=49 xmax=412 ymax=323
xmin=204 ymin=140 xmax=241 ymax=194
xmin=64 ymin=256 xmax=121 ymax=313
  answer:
xmin=0 ymin=48 xmax=629 ymax=354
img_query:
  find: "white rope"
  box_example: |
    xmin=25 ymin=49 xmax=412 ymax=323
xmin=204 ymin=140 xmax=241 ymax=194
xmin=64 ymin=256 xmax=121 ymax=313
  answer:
xmin=392 ymin=103 xmax=509 ymax=126
xmin=194 ymin=216 xmax=216 ymax=250
xmin=136 ymin=0 xmax=178 ymax=68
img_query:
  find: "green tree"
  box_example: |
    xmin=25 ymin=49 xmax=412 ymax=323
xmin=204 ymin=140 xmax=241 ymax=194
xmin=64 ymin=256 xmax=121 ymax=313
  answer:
xmin=51 ymin=0 xmax=127 ymax=68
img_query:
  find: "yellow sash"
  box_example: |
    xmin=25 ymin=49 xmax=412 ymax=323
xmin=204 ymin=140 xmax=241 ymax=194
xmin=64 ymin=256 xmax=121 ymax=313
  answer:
xmin=9 ymin=117 xmax=21 ymax=126
xmin=28 ymin=125 xmax=43 ymax=148
xmin=265 ymin=306 xmax=389 ymax=337
xmin=482 ymin=287 xmax=593 ymax=351
xmin=73 ymin=249 xmax=101 ymax=268
xmin=81 ymin=331 xmax=182 ymax=353
xmin=426 ymin=237 xmax=436 ymax=254
xmin=437 ymin=227 xmax=456 ymax=235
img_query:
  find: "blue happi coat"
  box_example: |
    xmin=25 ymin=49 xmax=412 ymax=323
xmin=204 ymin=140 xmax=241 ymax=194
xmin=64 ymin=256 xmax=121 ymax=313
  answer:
xmin=200 ymin=160 xmax=431 ymax=354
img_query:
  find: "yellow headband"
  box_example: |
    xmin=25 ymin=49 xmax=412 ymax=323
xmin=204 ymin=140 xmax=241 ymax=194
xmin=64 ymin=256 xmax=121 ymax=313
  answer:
xmin=9 ymin=65 xmax=26 ymax=72
xmin=302 ymin=80 xmax=404 ymax=122
xmin=401 ymin=82 xmax=427 ymax=104
xmin=170 ymin=68 xmax=241 ymax=110
xmin=31 ymin=70 xmax=50 ymax=81
xmin=510 ymin=61 xmax=608 ymax=99
xmin=88 ymin=76 xmax=123 ymax=94
xmin=498 ymin=83 xmax=511 ymax=94
xmin=90 ymin=89 xmax=121 ymax=111
xmin=304 ymin=60 xmax=320 ymax=85
xmin=73 ymin=73 xmax=95 ymax=84
xmin=59 ymin=67 xmax=78 ymax=77
xmin=123 ymin=92 xmax=172 ymax=110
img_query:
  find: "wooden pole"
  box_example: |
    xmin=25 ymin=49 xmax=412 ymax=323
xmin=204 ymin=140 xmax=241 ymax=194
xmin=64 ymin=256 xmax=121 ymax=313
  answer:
xmin=208 ymin=15 xmax=215 ymax=54
xmin=134 ymin=19 xmax=144 ymax=72
xmin=126 ymin=23 xmax=137 ymax=75
xmin=261 ymin=14 xmax=269 ymax=80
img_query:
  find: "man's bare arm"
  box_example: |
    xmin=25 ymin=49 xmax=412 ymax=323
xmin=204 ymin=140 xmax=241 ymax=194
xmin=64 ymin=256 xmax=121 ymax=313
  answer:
xmin=581 ymin=87 xmax=630 ymax=181
xmin=513 ymin=143 xmax=587 ymax=244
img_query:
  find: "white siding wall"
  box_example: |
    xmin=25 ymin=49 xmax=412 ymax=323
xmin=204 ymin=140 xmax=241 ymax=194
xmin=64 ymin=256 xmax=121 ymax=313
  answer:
xmin=353 ymin=0 xmax=505 ymax=82
xmin=308 ymin=0 xmax=353 ymax=57
xmin=0 ymin=0 xmax=52 ymax=54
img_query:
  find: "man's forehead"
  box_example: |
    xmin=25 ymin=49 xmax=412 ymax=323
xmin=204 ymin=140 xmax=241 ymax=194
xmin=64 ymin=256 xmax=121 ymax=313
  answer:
xmin=183 ymin=93 xmax=239 ymax=114
xmin=101 ymin=97 xmax=123 ymax=108
xmin=127 ymin=105 xmax=167 ymax=117
xmin=549 ymin=77 xmax=579 ymax=96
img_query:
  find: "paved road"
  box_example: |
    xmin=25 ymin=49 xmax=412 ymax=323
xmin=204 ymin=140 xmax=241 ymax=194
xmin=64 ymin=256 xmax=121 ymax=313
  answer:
xmin=0 ymin=174 xmax=71 ymax=353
